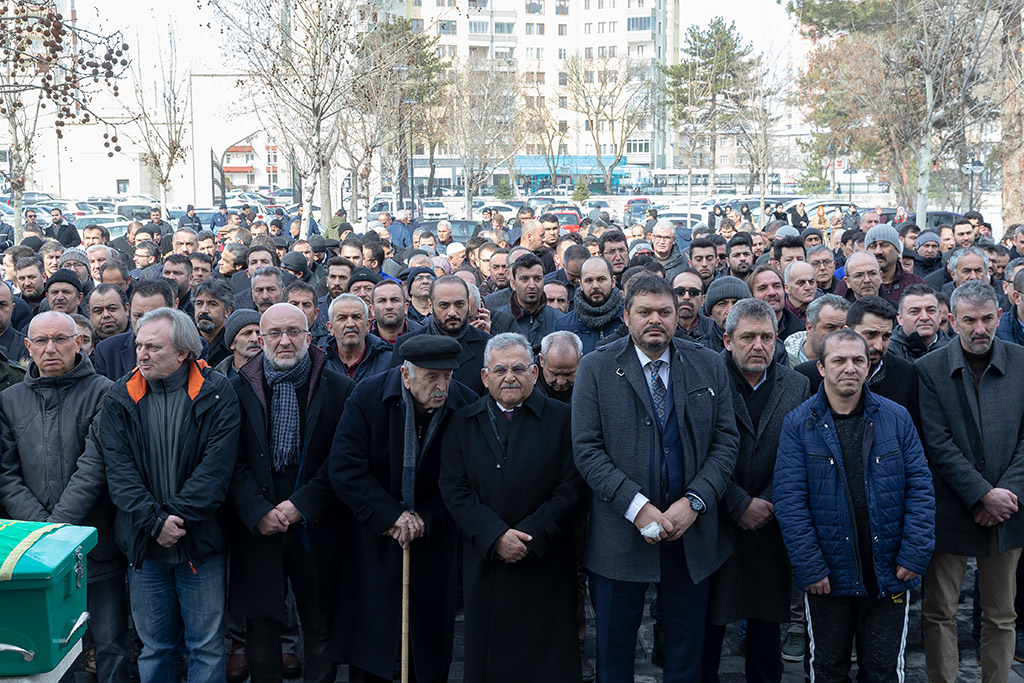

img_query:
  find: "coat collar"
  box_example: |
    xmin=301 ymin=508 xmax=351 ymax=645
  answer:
xmin=238 ymin=345 xmax=327 ymax=408
xmin=126 ymin=358 xmax=208 ymax=404
xmin=943 ymin=335 xmax=1008 ymax=378
xmin=465 ymin=384 xmax=546 ymax=418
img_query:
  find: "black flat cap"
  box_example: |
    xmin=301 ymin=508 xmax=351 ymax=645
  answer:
xmin=399 ymin=335 xmax=462 ymax=370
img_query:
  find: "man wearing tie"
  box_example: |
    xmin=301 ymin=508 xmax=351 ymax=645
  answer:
xmin=573 ymin=274 xmax=739 ymax=682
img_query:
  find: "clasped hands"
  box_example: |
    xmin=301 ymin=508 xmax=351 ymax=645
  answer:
xmin=974 ymin=487 xmax=1019 ymax=528
xmin=256 ymin=500 xmax=303 ymax=535
xmin=386 ymin=510 xmax=426 ymax=549
xmin=634 ymin=500 xmax=697 ymax=544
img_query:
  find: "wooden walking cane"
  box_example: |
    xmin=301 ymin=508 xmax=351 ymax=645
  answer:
xmin=402 ymin=544 xmax=411 ymax=683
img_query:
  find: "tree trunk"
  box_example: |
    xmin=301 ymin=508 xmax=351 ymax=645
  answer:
xmin=12 ymin=190 xmax=22 ymax=246
xmin=301 ymin=170 xmax=316 ymax=240
xmin=465 ymin=177 xmax=474 ymax=221
xmin=427 ymin=141 xmax=437 ymax=197
xmin=1002 ymin=3 xmax=1024 ymax=230
xmin=319 ymin=162 xmax=332 ymax=231
xmin=349 ymin=168 xmax=359 ymax=222
xmin=160 ymin=182 xmax=168 ymax=215
xmin=914 ymin=141 xmax=932 ymax=227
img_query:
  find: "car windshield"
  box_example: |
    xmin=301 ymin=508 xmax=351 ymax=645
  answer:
xmin=555 ymin=214 xmax=578 ymax=225
xmin=423 ymin=201 xmax=444 ymax=208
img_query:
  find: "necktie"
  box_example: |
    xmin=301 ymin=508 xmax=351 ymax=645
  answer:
xmin=504 ymin=410 xmax=513 ymax=422
xmin=648 ymin=359 xmax=668 ymax=427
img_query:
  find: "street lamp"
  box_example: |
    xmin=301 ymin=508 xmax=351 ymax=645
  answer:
xmin=404 ymin=98 xmax=416 ymax=204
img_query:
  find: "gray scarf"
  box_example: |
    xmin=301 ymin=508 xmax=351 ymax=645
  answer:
xmin=573 ymin=286 xmax=623 ymax=330
xmin=400 ymin=384 xmax=445 ymax=511
xmin=264 ymin=352 xmax=311 ymax=471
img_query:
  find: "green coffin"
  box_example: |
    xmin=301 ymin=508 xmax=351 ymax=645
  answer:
xmin=0 ymin=519 xmax=97 ymax=675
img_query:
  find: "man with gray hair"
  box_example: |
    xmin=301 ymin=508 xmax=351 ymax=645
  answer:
xmin=101 ymin=307 xmax=240 ymax=683
xmin=918 ymin=280 xmax=1024 ymax=682
xmin=538 ymin=330 xmax=583 ymax=404
xmin=328 ymin=334 xmax=477 ymax=681
xmin=784 ymin=294 xmax=851 ymax=367
xmin=0 ymin=311 xmax=128 ymax=683
xmin=703 ymin=298 xmax=809 ymax=682
xmin=944 ymin=245 xmax=990 ymax=297
xmin=440 ymin=332 xmax=586 ymax=681
xmin=325 ymin=293 xmax=393 ymax=382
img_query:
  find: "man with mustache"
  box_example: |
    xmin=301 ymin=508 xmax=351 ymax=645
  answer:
xmin=775 ymin=329 xmax=933 ymax=682
xmin=494 ymin=253 xmax=559 ymax=352
xmin=329 ymin=335 xmax=477 ymax=682
xmin=917 ymin=280 xmax=1024 ymax=682
xmin=87 ymin=283 xmax=130 ymax=343
xmin=555 ymin=257 xmax=624 ymax=355
xmin=393 ymin=275 xmax=491 ymax=395
xmin=702 ymin=298 xmax=809 ymax=682
xmin=92 ymin=278 xmax=177 ymax=382
xmin=750 ymin=265 xmax=805 ymax=341
xmin=193 ymin=278 xmax=234 ymax=366
xmin=325 ymin=293 xmax=393 ymax=382
xmin=671 ymin=269 xmax=715 ymax=341
xmin=215 ymin=309 xmax=263 ymax=379
xmin=572 ymin=274 xmax=739 ymax=681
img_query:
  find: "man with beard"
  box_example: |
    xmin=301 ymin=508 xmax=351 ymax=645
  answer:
xmin=784 ymin=294 xmax=850 ymax=368
xmin=87 ymin=283 xmax=130 ymax=343
xmin=479 ymin=248 xmax=510 ymax=297
xmin=191 ymin=278 xmax=234 ymax=366
xmin=808 ymin=245 xmax=840 ymax=294
xmin=369 ymin=280 xmax=422 ymax=344
xmin=329 ymin=335 xmax=476 ymax=682
xmin=546 ymin=242 xmax=588 ymax=308
xmin=215 ymin=310 xmax=262 ymax=379
xmin=783 ymin=261 xmax=818 ymax=321
xmin=750 ymin=265 xmax=805 ymax=341
xmin=325 ymin=294 xmax=393 ymax=382
xmin=794 ymin=296 xmax=919 ymax=423
xmin=250 ymin=267 xmax=286 ymax=314
xmin=161 ymin=254 xmax=195 ymax=317
xmin=229 ymin=304 xmax=353 ymax=683
xmin=494 ymin=253 xmax=559 ymax=352
xmin=889 ymin=284 xmax=949 ymax=361
xmin=701 ymin=299 xmax=809 ymax=683
xmin=538 ymin=330 xmax=582 ymax=403
xmin=700 ymin=276 xmax=751 ymax=353
xmin=15 ymin=257 xmax=46 ymax=314
xmin=672 ymin=269 xmax=716 ymax=341
xmin=440 ymin=333 xmax=586 ymax=683
xmin=573 ymin=274 xmax=739 ymax=682
xmin=312 ymin=257 xmax=356 ymax=335
xmin=860 ymin=224 xmax=925 ymax=305
xmin=917 ymin=281 xmax=1024 ymax=683
xmin=726 ymin=235 xmax=754 ymax=280
xmin=555 ymin=257 xmax=624 ymax=354
xmin=544 ymin=281 xmax=571 ymax=314
xmin=392 ymin=276 xmax=491 ymax=395
xmin=598 ymin=230 xmax=630 ymax=285
xmin=650 ymin=221 xmax=687 ymax=283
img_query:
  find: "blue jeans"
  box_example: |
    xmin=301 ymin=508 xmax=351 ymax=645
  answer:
xmin=128 ymin=553 xmax=226 ymax=683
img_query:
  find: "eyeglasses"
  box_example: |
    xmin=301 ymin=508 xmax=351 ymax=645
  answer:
xmin=29 ymin=334 xmax=75 ymax=347
xmin=651 ymin=235 xmax=674 ymax=242
xmin=488 ymin=364 xmax=532 ymax=376
xmin=26 ymin=214 xmax=35 ymax=218
xmin=674 ymin=287 xmax=703 ymax=298
xmin=259 ymin=328 xmax=306 ymax=340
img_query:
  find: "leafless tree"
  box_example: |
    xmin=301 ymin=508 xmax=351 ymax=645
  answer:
xmin=119 ymin=27 xmax=190 ymax=212
xmin=563 ymin=55 xmax=653 ymax=193
xmin=662 ymin=58 xmax=717 ymax=211
xmin=212 ymin=0 xmax=416 ymax=238
xmin=442 ymin=59 xmax=523 ymax=220
xmin=0 ymin=1 xmax=128 ymax=242
xmin=522 ymin=80 xmax=569 ymax=188
xmin=734 ymin=52 xmax=784 ymax=214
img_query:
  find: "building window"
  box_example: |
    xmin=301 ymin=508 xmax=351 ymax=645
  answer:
xmin=637 ymin=44 xmax=645 ymax=56
xmin=525 ymin=22 xmax=534 ymax=34
xmin=558 ymin=23 xmax=567 ymax=35
xmin=537 ymin=47 xmax=544 ymax=58
xmin=609 ymin=45 xmax=617 ymax=57
xmin=720 ymin=155 xmax=729 ymax=164
xmin=559 ymin=96 xmax=567 ymax=108
xmin=597 ymin=46 xmax=606 ymax=58
xmin=410 ymin=19 xmax=424 ymax=32
xmin=584 ymin=70 xmax=594 ymax=83
xmin=584 ymin=0 xmax=589 ymax=7
xmin=494 ymin=22 xmax=514 ymax=33
xmin=536 ymin=72 xmax=545 ymax=84
xmin=584 ymin=22 xmax=591 ymax=33
xmin=609 ymin=20 xmax=615 ymax=31
xmin=525 ymin=0 xmax=543 ymax=12
xmin=449 ymin=46 xmax=457 ymax=57
xmin=526 ymin=96 xmax=535 ymax=107
xmin=267 ymin=148 xmax=278 ymax=163
xmin=246 ymin=172 xmax=256 ymax=185
xmin=584 ymin=120 xmax=591 ymax=131
xmin=556 ymin=0 xmax=569 ymax=14
xmin=584 ymin=47 xmax=593 ymax=59
xmin=558 ymin=48 xmax=567 ymax=59
xmin=558 ymin=71 xmax=568 ymax=85
xmin=469 ymin=20 xmax=488 ymax=33
xmin=558 ymin=143 xmax=568 ymax=155
xmin=526 ymin=47 xmax=535 ymax=58
xmin=537 ymin=23 xmax=544 ymax=34
xmin=627 ymin=16 xmax=651 ymax=31
xmin=267 ymin=172 xmax=278 ymax=187
xmin=559 ymin=120 xmax=568 ymax=132
xmin=598 ymin=21 xmax=605 ymax=32
xmin=438 ymin=20 xmax=457 ymax=34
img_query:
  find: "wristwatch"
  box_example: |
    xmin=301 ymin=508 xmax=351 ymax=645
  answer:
xmin=685 ymin=493 xmax=705 ymax=513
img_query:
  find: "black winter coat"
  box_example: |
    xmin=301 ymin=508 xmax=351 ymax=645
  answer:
xmin=228 ymin=348 xmax=353 ymax=619
xmin=100 ymin=361 xmax=241 ymax=568
xmin=391 ymin=322 xmax=489 ymax=396
xmin=328 ymin=367 xmax=477 ymax=681
xmin=440 ymin=389 xmax=585 ymax=682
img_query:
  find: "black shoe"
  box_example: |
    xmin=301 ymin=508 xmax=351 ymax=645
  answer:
xmin=651 ymin=622 xmax=665 ymax=668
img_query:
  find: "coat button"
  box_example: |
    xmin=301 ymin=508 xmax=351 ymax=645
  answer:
xmin=645 ymin=418 xmax=652 ymax=426
xmin=664 ymin=448 xmax=670 ymax=454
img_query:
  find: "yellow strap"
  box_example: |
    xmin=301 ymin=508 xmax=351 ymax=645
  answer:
xmin=0 ymin=523 xmax=66 ymax=581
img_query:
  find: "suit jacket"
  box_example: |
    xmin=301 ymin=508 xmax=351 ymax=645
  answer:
xmin=916 ymin=337 xmax=1024 ymax=555
xmin=572 ymin=336 xmax=739 ymax=584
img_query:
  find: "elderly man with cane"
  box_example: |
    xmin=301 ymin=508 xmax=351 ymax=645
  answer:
xmin=329 ymin=335 xmax=477 ymax=682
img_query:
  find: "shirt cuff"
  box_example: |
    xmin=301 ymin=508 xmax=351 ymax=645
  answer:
xmin=625 ymin=493 xmax=650 ymax=523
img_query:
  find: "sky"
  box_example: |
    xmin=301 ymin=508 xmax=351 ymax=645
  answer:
xmin=77 ymin=0 xmax=798 ymax=81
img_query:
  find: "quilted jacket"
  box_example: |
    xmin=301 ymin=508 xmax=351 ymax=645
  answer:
xmin=773 ymin=384 xmax=935 ymax=597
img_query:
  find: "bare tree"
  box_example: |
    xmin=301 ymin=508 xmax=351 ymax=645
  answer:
xmin=661 ymin=58 xmax=718 ymax=210
xmin=119 ymin=27 xmax=189 ymax=212
xmin=734 ymin=53 xmax=784 ymax=215
xmin=522 ymin=79 xmax=569 ymax=188
xmin=1000 ymin=1 xmax=1024 ymax=224
xmin=563 ymin=55 xmax=652 ymax=192
xmin=442 ymin=59 xmax=523 ymax=220
xmin=212 ymin=0 xmax=415 ymax=237
xmin=0 ymin=1 xmax=128 ymax=242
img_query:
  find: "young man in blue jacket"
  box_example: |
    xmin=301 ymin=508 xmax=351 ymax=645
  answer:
xmin=774 ymin=329 xmax=934 ymax=682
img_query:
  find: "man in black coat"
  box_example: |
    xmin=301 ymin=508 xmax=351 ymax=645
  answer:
xmin=440 ymin=332 xmax=586 ymax=683
xmin=392 ymin=275 xmax=490 ymax=395
xmin=701 ymin=300 xmax=810 ymax=682
xmin=329 ymin=335 xmax=477 ymax=682
xmin=229 ymin=304 xmax=354 ymax=683
xmin=795 ymin=295 xmax=920 ymax=427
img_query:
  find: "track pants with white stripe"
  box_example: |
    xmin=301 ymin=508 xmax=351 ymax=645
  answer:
xmin=804 ymin=591 xmax=910 ymax=683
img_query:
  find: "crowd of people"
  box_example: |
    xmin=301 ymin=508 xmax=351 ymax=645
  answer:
xmin=0 ymin=200 xmax=1022 ymax=683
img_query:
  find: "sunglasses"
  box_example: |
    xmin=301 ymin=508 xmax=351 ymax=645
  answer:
xmin=674 ymin=287 xmax=703 ymax=298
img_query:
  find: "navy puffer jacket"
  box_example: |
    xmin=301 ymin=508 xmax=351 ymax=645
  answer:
xmin=773 ymin=385 xmax=935 ymax=597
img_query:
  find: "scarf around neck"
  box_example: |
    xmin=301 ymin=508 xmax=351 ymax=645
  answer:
xmin=263 ymin=351 xmax=312 ymax=471
xmin=573 ymin=286 xmax=623 ymax=330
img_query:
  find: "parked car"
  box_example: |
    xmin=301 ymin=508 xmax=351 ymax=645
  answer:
xmin=419 ymin=200 xmax=450 ymax=221
xmin=418 ymin=219 xmax=478 ymax=244
xmin=525 ymin=196 xmax=556 ymax=214
xmin=40 ymin=200 xmax=97 ymax=217
xmin=479 ymin=204 xmax=517 ymax=222
xmin=74 ymin=214 xmax=122 ymax=232
xmin=167 ymin=207 xmax=221 ymax=228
